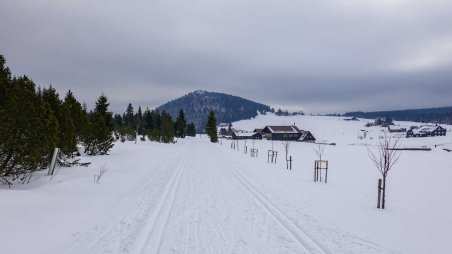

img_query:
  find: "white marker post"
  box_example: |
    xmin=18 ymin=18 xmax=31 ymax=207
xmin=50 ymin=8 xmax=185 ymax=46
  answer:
xmin=48 ymin=148 xmax=60 ymax=175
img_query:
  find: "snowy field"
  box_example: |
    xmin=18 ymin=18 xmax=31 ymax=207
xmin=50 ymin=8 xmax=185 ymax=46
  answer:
xmin=1 ymin=115 xmax=451 ymax=254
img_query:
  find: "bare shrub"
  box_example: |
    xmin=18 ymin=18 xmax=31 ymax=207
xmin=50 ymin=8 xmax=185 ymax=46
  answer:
xmin=94 ymin=164 xmax=107 ymax=184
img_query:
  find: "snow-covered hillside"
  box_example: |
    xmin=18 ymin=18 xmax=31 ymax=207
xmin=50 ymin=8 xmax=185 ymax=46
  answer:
xmin=1 ymin=114 xmax=451 ymax=254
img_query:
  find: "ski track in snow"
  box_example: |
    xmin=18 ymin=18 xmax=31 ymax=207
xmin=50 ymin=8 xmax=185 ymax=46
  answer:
xmin=224 ymin=159 xmax=330 ymax=254
xmin=133 ymin=152 xmax=189 ymax=253
xmin=64 ymin=140 xmax=397 ymax=254
xmin=222 ymin=155 xmax=396 ymax=254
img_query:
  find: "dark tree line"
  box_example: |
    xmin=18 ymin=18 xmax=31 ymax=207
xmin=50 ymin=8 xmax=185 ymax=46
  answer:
xmin=344 ymin=107 xmax=452 ymax=125
xmin=0 ymin=55 xmax=114 ymax=186
xmin=113 ymin=106 xmax=196 ymax=143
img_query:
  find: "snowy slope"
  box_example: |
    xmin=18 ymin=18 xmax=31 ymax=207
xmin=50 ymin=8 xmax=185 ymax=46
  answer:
xmin=1 ymin=114 xmax=451 ymax=253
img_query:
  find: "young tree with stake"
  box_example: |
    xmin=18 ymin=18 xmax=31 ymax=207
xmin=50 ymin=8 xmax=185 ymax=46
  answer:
xmin=313 ymin=143 xmax=326 ymax=161
xmin=282 ymin=137 xmax=291 ymax=169
xmin=367 ymin=133 xmax=401 ymax=209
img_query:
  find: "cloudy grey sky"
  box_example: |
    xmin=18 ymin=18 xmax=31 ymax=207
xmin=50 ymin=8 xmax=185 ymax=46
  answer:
xmin=1 ymin=0 xmax=452 ymax=113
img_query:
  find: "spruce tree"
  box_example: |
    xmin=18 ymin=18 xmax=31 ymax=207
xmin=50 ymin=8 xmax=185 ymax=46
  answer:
xmin=160 ymin=113 xmax=175 ymax=143
xmin=0 ymin=76 xmax=58 ymax=185
xmin=119 ymin=103 xmax=136 ymax=141
xmin=186 ymin=122 xmax=196 ymax=137
xmin=136 ymin=106 xmax=143 ymax=135
xmin=205 ymin=111 xmax=218 ymax=142
xmin=125 ymin=103 xmax=134 ymax=127
xmin=83 ymin=95 xmax=114 ymax=155
xmin=63 ymin=90 xmax=86 ymax=141
xmin=175 ymin=109 xmax=187 ymax=138
xmin=94 ymin=94 xmax=114 ymax=131
xmin=41 ymin=86 xmax=77 ymax=158
xmin=143 ymin=108 xmax=153 ymax=130
xmin=148 ymin=110 xmax=162 ymax=142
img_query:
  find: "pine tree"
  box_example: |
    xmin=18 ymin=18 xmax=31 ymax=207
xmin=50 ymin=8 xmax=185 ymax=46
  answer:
xmin=186 ymin=122 xmax=196 ymax=137
xmin=160 ymin=113 xmax=175 ymax=143
xmin=136 ymin=106 xmax=143 ymax=135
xmin=94 ymin=94 xmax=114 ymax=131
xmin=175 ymin=109 xmax=187 ymax=138
xmin=0 ymin=55 xmax=10 ymax=107
xmin=83 ymin=95 xmax=114 ymax=155
xmin=41 ymin=86 xmax=77 ymax=158
xmin=125 ymin=103 xmax=134 ymax=127
xmin=143 ymin=108 xmax=153 ymax=130
xmin=59 ymin=104 xmax=77 ymax=157
xmin=63 ymin=90 xmax=86 ymax=142
xmin=0 ymin=75 xmax=58 ymax=185
xmin=205 ymin=111 xmax=218 ymax=142
xmin=113 ymin=114 xmax=123 ymax=128
xmin=147 ymin=109 xmax=162 ymax=142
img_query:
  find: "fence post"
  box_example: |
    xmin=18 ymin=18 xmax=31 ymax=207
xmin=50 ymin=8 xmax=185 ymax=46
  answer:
xmin=48 ymin=148 xmax=60 ymax=175
xmin=289 ymin=156 xmax=292 ymax=170
xmin=325 ymin=162 xmax=328 ymax=183
xmin=377 ymin=179 xmax=382 ymax=209
xmin=314 ymin=161 xmax=316 ymax=182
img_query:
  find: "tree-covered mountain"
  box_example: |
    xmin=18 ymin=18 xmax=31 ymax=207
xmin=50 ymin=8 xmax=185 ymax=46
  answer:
xmin=344 ymin=106 xmax=452 ymax=124
xmin=158 ymin=90 xmax=270 ymax=133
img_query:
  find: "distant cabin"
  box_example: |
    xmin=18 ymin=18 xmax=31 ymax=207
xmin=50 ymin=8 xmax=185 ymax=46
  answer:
xmin=232 ymin=132 xmax=262 ymax=140
xmin=253 ymin=128 xmax=264 ymax=134
xmin=406 ymin=125 xmax=447 ymax=138
xmin=298 ymin=131 xmax=316 ymax=142
xmin=388 ymin=126 xmax=407 ymax=133
xmin=261 ymin=125 xmax=316 ymax=142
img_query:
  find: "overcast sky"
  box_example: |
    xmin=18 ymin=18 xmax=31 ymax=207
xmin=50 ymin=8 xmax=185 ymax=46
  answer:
xmin=1 ymin=0 xmax=452 ymax=114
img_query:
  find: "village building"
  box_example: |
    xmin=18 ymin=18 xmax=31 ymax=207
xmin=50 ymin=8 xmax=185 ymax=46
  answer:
xmin=406 ymin=125 xmax=447 ymax=138
xmin=260 ymin=125 xmax=316 ymax=142
xmin=388 ymin=126 xmax=407 ymax=133
xmin=298 ymin=131 xmax=316 ymax=142
xmin=232 ymin=132 xmax=262 ymax=140
xmin=253 ymin=128 xmax=264 ymax=134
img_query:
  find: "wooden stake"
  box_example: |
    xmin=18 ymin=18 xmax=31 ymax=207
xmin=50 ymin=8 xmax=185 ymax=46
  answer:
xmin=377 ymin=179 xmax=382 ymax=209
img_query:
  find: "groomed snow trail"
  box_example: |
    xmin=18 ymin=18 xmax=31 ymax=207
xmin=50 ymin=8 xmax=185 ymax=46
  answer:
xmin=66 ymin=139 xmax=395 ymax=254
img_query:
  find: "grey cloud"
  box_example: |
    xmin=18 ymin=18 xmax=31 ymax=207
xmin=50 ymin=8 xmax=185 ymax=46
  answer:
xmin=1 ymin=0 xmax=452 ymax=114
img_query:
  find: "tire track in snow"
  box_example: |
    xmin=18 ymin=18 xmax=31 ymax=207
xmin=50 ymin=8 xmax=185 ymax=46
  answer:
xmin=132 ymin=153 xmax=189 ymax=254
xmin=223 ymin=159 xmax=331 ymax=254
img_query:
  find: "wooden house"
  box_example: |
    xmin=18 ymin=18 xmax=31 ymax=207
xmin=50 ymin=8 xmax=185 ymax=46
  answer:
xmin=388 ymin=126 xmax=407 ymax=133
xmin=260 ymin=125 xmax=315 ymax=142
xmin=232 ymin=132 xmax=262 ymax=140
xmin=406 ymin=125 xmax=447 ymax=138
xmin=262 ymin=125 xmax=302 ymax=140
xmin=298 ymin=131 xmax=316 ymax=142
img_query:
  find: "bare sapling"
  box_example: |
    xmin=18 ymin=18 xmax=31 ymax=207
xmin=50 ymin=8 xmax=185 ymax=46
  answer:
xmin=282 ymin=138 xmax=291 ymax=169
xmin=367 ymin=133 xmax=401 ymax=209
xmin=94 ymin=164 xmax=107 ymax=184
xmin=313 ymin=143 xmax=326 ymax=161
xmin=313 ymin=143 xmax=327 ymax=182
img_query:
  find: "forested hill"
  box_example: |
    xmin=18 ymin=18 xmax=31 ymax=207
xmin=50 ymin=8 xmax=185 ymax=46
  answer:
xmin=158 ymin=90 xmax=270 ymax=132
xmin=344 ymin=106 xmax=452 ymax=124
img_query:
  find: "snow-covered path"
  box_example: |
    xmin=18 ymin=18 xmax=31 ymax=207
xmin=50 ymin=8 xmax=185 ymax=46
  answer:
xmin=63 ymin=139 xmax=392 ymax=254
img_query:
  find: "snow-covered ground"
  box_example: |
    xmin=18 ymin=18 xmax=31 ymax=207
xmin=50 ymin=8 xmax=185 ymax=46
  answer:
xmin=1 ymin=114 xmax=451 ymax=253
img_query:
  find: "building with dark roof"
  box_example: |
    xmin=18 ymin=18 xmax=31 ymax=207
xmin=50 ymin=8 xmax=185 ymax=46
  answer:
xmin=260 ymin=125 xmax=315 ymax=142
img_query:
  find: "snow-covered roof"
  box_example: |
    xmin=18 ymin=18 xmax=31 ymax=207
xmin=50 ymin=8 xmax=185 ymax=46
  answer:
xmin=234 ymin=132 xmax=258 ymax=137
xmin=265 ymin=125 xmax=301 ymax=133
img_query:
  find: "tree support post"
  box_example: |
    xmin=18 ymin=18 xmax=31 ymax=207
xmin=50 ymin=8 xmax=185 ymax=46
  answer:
xmin=48 ymin=148 xmax=60 ymax=176
xmin=377 ymin=179 xmax=382 ymax=209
